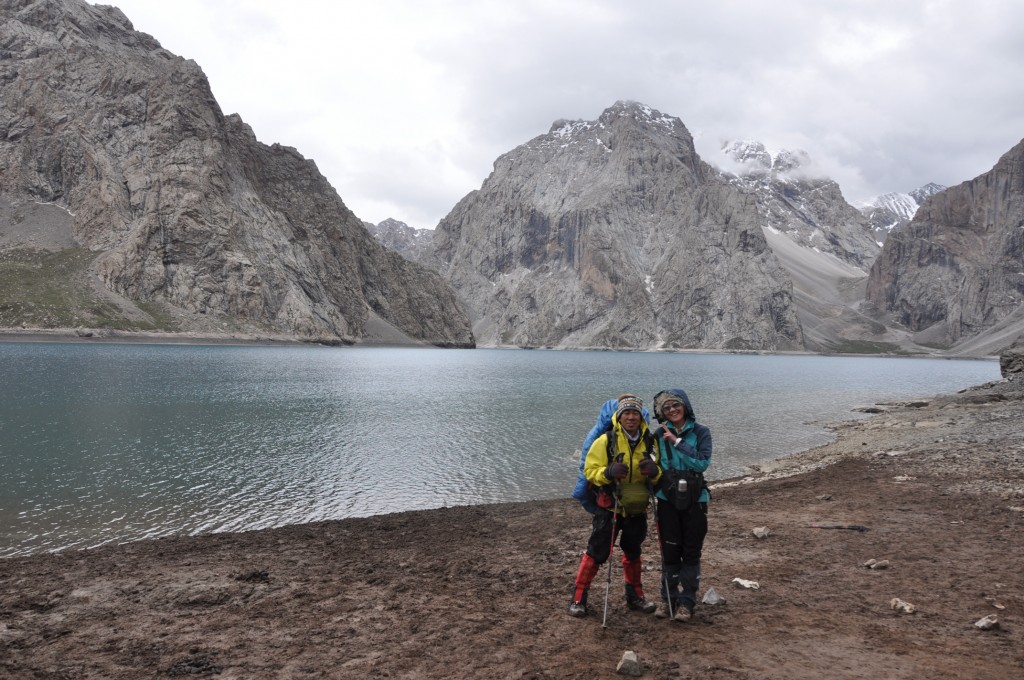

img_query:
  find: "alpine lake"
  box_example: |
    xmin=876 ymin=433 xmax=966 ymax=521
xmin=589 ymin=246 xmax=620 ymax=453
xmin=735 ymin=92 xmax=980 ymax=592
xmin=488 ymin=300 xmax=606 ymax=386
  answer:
xmin=0 ymin=342 xmax=999 ymax=557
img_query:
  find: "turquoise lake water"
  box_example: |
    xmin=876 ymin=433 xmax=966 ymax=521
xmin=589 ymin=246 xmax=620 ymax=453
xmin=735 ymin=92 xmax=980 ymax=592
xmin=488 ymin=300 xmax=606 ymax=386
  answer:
xmin=0 ymin=343 xmax=999 ymax=556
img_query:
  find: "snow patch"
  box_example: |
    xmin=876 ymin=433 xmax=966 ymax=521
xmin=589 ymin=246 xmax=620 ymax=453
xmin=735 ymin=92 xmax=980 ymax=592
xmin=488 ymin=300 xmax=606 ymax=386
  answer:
xmin=35 ymin=200 xmax=75 ymax=217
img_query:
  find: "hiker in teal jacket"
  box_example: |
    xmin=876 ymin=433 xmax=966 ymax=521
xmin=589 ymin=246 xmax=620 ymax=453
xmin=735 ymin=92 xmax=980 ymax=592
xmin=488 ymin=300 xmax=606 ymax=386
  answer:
xmin=568 ymin=394 xmax=662 ymax=618
xmin=651 ymin=388 xmax=712 ymax=622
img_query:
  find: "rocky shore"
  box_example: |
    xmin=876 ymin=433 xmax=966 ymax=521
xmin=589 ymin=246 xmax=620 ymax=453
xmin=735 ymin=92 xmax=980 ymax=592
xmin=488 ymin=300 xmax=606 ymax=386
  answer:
xmin=2 ymin=373 xmax=1023 ymax=678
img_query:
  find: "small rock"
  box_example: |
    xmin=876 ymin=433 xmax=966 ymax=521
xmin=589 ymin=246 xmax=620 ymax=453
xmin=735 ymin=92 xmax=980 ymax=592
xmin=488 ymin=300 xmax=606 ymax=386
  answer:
xmin=974 ymin=614 xmax=1000 ymax=631
xmin=616 ymin=650 xmax=642 ymax=676
xmin=816 ymin=494 xmax=833 ymax=501
xmin=702 ymin=588 xmax=726 ymax=606
xmin=890 ymin=598 xmax=916 ymax=614
xmin=864 ymin=559 xmax=890 ymax=570
xmin=732 ymin=577 xmax=760 ymax=590
xmin=752 ymin=526 xmax=771 ymax=539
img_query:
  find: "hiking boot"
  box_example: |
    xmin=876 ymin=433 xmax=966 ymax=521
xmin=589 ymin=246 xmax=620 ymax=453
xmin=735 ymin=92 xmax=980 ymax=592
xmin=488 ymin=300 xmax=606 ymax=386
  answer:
xmin=673 ymin=604 xmax=694 ymax=623
xmin=654 ymin=601 xmax=671 ymax=619
xmin=626 ymin=596 xmax=657 ymax=614
xmin=568 ymin=600 xmax=588 ymax=618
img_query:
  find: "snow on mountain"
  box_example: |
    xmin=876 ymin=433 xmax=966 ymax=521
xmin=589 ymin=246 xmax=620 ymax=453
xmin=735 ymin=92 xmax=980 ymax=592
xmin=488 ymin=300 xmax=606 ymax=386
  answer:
xmin=909 ymin=182 xmax=946 ymax=205
xmin=715 ymin=140 xmax=878 ymax=268
xmin=859 ymin=183 xmax=947 ymax=244
xmin=867 ymin=192 xmax=920 ymax=220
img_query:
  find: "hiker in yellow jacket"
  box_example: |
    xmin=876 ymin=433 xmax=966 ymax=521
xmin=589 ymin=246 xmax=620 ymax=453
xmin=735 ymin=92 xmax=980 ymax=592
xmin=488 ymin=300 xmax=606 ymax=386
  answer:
xmin=569 ymin=394 xmax=662 ymax=617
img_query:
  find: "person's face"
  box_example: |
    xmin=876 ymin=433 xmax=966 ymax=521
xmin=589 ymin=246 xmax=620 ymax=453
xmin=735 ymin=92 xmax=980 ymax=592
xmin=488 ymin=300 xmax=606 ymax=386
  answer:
xmin=661 ymin=400 xmax=687 ymax=425
xmin=619 ymin=409 xmax=642 ymax=433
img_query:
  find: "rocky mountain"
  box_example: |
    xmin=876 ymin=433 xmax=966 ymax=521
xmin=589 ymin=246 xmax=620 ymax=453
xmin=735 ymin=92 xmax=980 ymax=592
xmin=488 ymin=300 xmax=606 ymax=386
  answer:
xmin=0 ymin=0 xmax=473 ymax=347
xmin=866 ymin=138 xmax=1024 ymax=355
xmin=365 ymin=218 xmax=433 ymax=263
xmin=711 ymin=140 xmax=909 ymax=352
xmin=425 ymin=101 xmax=804 ymax=351
xmin=719 ymin=140 xmax=880 ymax=268
xmin=859 ymin=182 xmax=946 ymax=244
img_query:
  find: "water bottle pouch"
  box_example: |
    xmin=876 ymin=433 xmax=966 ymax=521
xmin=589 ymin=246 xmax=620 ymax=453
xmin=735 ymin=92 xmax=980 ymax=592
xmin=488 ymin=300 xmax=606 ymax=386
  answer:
xmin=661 ymin=468 xmax=703 ymax=510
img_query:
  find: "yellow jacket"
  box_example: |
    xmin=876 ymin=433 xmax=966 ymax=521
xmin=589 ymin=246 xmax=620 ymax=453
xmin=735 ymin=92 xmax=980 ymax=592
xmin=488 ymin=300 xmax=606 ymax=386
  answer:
xmin=583 ymin=413 xmax=661 ymax=516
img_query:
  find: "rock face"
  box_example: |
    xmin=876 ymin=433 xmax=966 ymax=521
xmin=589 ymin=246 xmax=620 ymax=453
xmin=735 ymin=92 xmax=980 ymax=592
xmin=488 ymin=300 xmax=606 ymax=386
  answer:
xmin=426 ymin=102 xmax=803 ymax=350
xmin=1000 ymin=341 xmax=1024 ymax=378
xmin=0 ymin=0 xmax=473 ymax=346
xmin=866 ymin=138 xmax=1024 ymax=351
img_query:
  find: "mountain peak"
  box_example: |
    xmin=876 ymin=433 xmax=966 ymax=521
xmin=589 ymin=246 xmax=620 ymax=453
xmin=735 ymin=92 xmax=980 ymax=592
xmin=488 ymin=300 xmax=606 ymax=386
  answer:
xmin=719 ymin=140 xmax=814 ymax=179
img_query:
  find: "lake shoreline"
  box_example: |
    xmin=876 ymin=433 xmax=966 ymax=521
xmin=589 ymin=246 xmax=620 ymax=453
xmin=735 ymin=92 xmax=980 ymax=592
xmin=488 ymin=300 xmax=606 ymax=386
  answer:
xmin=0 ymin=326 xmax=1000 ymax=360
xmin=1 ymin=375 xmax=1021 ymax=678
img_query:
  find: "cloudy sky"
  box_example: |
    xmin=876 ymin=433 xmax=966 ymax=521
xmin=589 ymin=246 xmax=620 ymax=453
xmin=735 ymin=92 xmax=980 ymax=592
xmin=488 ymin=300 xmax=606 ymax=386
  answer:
xmin=109 ymin=0 xmax=1024 ymax=229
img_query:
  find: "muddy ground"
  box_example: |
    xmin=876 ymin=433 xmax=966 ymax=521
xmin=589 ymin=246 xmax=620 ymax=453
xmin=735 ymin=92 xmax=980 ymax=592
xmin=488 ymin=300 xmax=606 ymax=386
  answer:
xmin=1 ymin=379 xmax=1022 ymax=679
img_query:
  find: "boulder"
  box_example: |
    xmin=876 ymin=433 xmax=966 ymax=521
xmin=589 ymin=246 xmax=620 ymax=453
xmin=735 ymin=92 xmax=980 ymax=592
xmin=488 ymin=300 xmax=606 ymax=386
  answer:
xmin=999 ymin=342 xmax=1024 ymax=378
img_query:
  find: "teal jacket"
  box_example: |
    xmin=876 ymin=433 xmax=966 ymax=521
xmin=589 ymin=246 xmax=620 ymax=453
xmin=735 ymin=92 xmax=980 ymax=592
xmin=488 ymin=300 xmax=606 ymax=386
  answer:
xmin=653 ymin=388 xmax=712 ymax=504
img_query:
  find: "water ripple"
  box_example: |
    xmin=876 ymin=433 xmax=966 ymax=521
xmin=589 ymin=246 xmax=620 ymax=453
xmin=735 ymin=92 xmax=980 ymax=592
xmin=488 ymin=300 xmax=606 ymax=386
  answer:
xmin=0 ymin=344 xmax=999 ymax=557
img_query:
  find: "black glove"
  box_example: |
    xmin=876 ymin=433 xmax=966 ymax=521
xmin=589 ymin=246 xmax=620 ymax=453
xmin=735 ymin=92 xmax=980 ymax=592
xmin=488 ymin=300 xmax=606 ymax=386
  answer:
xmin=605 ymin=462 xmax=628 ymax=480
xmin=638 ymin=459 xmax=659 ymax=478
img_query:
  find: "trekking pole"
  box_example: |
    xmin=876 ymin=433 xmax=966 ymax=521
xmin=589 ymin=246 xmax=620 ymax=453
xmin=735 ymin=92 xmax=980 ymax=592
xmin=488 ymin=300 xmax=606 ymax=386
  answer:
xmin=651 ymin=496 xmax=674 ymax=620
xmin=647 ymin=448 xmax=674 ymax=621
xmin=601 ymin=494 xmax=620 ymax=629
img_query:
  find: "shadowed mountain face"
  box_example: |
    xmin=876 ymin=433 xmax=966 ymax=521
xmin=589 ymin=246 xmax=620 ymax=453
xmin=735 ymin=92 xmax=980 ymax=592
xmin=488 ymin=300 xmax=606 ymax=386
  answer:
xmin=426 ymin=101 xmax=804 ymax=351
xmin=0 ymin=0 xmax=473 ymax=346
xmin=866 ymin=138 xmax=1024 ymax=355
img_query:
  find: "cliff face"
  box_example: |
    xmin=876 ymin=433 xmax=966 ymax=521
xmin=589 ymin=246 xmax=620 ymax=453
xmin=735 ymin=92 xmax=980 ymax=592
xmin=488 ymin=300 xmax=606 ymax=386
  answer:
xmin=426 ymin=101 xmax=803 ymax=350
xmin=0 ymin=0 xmax=473 ymax=346
xmin=866 ymin=138 xmax=1024 ymax=350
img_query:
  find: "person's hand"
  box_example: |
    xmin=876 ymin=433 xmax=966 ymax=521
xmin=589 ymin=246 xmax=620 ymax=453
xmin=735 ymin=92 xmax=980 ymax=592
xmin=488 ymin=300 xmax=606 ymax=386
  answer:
xmin=639 ymin=459 xmax=659 ymax=478
xmin=605 ymin=462 xmax=628 ymax=480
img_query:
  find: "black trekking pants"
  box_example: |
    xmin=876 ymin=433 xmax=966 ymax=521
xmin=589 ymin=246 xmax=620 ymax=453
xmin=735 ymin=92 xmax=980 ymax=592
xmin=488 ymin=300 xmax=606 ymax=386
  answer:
xmin=655 ymin=498 xmax=708 ymax=566
xmin=585 ymin=507 xmax=647 ymax=564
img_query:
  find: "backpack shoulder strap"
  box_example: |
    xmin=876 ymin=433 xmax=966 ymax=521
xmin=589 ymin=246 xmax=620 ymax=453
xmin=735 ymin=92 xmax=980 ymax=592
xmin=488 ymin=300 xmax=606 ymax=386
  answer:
xmin=643 ymin=430 xmax=655 ymax=456
xmin=605 ymin=427 xmax=618 ymax=461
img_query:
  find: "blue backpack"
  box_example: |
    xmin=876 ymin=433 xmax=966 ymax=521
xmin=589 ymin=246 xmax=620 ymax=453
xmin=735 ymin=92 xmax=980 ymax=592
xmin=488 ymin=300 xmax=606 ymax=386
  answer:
xmin=571 ymin=399 xmax=653 ymax=513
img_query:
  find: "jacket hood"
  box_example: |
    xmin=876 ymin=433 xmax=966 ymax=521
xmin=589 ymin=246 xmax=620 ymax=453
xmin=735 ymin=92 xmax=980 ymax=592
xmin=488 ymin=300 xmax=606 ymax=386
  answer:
xmin=653 ymin=388 xmax=695 ymax=421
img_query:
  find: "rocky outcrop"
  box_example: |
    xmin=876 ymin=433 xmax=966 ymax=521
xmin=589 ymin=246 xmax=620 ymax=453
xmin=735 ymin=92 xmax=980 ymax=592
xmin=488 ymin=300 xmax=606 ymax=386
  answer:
xmin=426 ymin=102 xmax=803 ymax=350
xmin=0 ymin=0 xmax=473 ymax=346
xmin=1000 ymin=340 xmax=1024 ymax=378
xmin=866 ymin=138 xmax=1024 ymax=351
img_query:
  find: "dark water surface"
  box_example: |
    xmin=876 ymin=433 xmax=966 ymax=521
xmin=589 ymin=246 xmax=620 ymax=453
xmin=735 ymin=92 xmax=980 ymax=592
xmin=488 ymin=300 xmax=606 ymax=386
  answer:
xmin=0 ymin=343 xmax=998 ymax=556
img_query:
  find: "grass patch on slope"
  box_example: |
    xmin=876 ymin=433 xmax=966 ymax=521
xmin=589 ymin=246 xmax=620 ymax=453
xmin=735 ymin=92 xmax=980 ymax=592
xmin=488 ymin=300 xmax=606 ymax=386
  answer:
xmin=0 ymin=248 xmax=177 ymax=331
xmin=824 ymin=338 xmax=916 ymax=355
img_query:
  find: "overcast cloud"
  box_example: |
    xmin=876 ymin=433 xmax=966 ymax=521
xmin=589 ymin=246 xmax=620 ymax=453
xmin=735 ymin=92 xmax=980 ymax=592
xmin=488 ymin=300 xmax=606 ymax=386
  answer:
xmin=108 ymin=0 xmax=1024 ymax=229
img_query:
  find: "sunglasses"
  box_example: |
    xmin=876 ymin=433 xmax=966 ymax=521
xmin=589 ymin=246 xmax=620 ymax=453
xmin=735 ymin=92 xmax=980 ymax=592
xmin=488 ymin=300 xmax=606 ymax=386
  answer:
xmin=662 ymin=402 xmax=684 ymax=412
